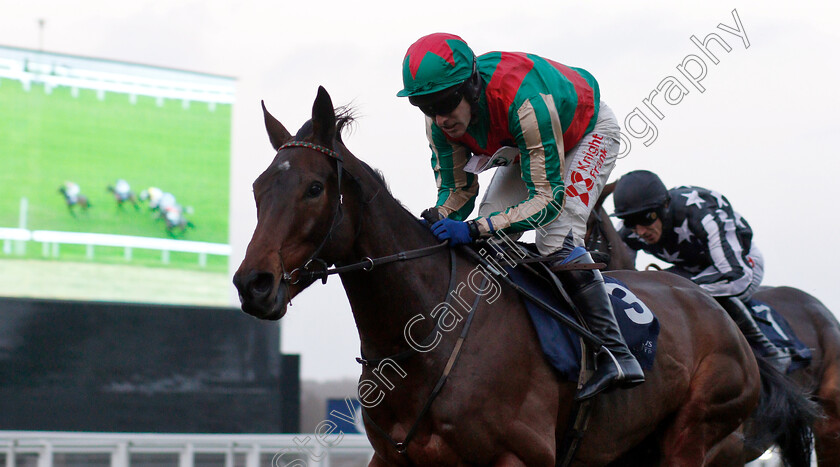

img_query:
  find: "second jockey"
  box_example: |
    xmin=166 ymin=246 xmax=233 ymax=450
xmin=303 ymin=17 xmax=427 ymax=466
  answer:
xmin=613 ymin=170 xmax=790 ymax=373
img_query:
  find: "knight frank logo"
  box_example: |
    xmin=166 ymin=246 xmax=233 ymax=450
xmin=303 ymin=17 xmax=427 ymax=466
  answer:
xmin=565 ymin=133 xmax=607 ymax=206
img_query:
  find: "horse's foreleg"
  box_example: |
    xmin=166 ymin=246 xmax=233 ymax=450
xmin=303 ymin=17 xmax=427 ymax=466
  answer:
xmin=660 ymin=355 xmax=759 ymax=466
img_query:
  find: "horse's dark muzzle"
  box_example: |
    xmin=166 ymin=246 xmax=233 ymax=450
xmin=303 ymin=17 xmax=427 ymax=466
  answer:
xmin=233 ymin=271 xmax=287 ymax=320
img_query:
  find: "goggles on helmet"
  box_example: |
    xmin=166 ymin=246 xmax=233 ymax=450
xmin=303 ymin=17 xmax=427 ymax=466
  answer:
xmin=621 ymin=209 xmax=661 ymax=229
xmin=409 ymin=86 xmax=464 ymax=117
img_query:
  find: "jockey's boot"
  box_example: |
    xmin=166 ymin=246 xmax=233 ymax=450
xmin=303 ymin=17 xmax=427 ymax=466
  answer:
xmin=553 ymin=251 xmax=646 ymax=401
xmin=718 ymin=297 xmax=791 ymax=374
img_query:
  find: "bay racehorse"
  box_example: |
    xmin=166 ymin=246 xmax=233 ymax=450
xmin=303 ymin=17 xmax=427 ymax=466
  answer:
xmin=235 ymin=87 xmax=803 ymax=466
xmin=162 ymin=204 xmax=194 ymax=238
xmin=586 ymin=190 xmax=836 ymax=466
xmin=58 ymin=183 xmax=90 ymax=217
xmin=107 ymin=179 xmax=140 ymax=210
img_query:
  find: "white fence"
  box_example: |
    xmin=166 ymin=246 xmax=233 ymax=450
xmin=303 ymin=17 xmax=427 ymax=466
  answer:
xmin=0 ymin=432 xmax=374 ymax=467
xmin=0 ymin=431 xmax=790 ymax=467
xmin=0 ymin=46 xmax=235 ymax=105
xmin=0 ymin=229 xmax=230 ymax=267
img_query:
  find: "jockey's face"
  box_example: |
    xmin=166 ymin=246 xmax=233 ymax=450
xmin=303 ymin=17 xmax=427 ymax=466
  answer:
xmin=434 ymin=98 xmax=471 ymax=139
xmin=633 ymin=219 xmax=663 ymax=244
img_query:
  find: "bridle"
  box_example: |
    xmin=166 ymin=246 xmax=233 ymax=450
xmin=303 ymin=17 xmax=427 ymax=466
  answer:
xmin=274 ymin=140 xmax=347 ymax=287
xmin=274 ymin=140 xmax=448 ymax=287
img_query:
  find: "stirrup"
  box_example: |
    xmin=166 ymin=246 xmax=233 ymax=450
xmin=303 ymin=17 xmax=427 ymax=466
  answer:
xmin=597 ymin=347 xmax=624 ymax=379
xmin=576 ymin=348 xmax=624 ymax=401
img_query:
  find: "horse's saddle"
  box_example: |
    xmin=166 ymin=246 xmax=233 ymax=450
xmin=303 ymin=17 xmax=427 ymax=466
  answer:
xmin=502 ymin=256 xmax=660 ymax=382
xmin=746 ymin=298 xmax=812 ymax=371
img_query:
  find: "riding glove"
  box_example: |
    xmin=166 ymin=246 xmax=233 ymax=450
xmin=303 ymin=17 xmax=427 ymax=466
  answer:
xmin=431 ymin=218 xmax=478 ymax=245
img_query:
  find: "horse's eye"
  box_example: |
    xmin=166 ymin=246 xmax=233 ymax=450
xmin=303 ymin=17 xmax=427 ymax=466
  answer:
xmin=307 ymin=182 xmax=323 ymax=198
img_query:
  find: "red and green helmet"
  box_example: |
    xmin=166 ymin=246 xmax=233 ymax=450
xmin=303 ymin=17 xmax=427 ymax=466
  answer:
xmin=397 ymin=33 xmax=476 ymax=97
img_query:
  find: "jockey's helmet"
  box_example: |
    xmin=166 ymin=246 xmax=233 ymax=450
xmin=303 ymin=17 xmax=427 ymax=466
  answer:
xmin=613 ymin=170 xmax=669 ymax=220
xmin=397 ymin=33 xmax=483 ymax=115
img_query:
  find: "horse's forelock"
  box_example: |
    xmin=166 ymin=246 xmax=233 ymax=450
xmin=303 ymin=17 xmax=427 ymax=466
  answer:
xmin=334 ymin=106 xmax=355 ymax=142
xmin=293 ymin=106 xmax=356 ymax=146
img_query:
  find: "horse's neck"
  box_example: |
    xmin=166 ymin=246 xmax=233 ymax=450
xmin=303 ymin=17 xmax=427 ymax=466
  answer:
xmin=596 ymin=207 xmax=636 ymax=271
xmin=340 ymin=192 xmax=452 ymax=358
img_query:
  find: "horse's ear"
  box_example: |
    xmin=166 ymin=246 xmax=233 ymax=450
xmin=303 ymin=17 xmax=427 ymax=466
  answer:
xmin=262 ymin=100 xmax=292 ymax=151
xmin=311 ymin=86 xmax=336 ymax=148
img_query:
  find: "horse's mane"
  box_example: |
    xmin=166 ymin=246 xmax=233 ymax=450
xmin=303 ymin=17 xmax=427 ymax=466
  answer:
xmin=358 ymin=162 xmax=391 ymax=194
xmin=356 ymin=157 xmax=415 ymax=214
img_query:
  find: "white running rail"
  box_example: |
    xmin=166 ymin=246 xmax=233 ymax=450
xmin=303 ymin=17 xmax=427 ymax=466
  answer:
xmin=0 ymin=46 xmax=235 ymax=105
xmin=0 ymin=229 xmax=229 ymax=267
xmin=0 ymin=431 xmax=374 ymax=467
xmin=0 ymin=431 xmax=786 ymax=466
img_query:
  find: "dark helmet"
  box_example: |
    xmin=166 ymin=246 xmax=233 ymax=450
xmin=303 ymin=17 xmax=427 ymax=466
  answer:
xmin=613 ymin=170 xmax=669 ymax=218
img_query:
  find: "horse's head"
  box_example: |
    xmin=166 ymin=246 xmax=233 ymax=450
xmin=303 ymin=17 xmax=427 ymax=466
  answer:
xmin=233 ymin=87 xmax=364 ymax=320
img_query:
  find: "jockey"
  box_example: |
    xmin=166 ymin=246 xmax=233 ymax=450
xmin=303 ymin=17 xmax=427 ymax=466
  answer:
xmin=140 ymin=187 xmax=175 ymax=212
xmin=61 ymin=181 xmax=81 ymax=204
xmin=112 ymin=179 xmax=131 ymax=200
xmin=158 ymin=192 xmax=177 ymax=212
xmin=140 ymin=187 xmax=163 ymax=208
xmin=612 ymin=170 xmax=790 ymax=373
xmin=398 ymin=33 xmax=643 ymax=400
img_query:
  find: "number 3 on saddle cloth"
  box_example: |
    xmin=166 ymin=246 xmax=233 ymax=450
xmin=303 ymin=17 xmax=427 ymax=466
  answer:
xmin=746 ymin=299 xmax=812 ymax=372
xmin=505 ymin=265 xmax=660 ymax=381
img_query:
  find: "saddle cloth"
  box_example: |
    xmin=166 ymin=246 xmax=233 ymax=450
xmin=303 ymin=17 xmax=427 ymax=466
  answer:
xmin=746 ymin=298 xmax=812 ymax=372
xmin=506 ymin=265 xmax=660 ymax=382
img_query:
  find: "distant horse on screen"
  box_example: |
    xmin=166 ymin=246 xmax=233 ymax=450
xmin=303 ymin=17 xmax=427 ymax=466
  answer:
xmin=59 ymin=181 xmax=90 ymax=217
xmin=163 ymin=204 xmax=194 ymax=237
xmin=107 ymin=179 xmax=140 ymax=210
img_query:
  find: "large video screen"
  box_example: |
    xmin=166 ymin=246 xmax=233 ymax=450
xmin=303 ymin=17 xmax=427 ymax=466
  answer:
xmin=0 ymin=46 xmax=234 ymax=305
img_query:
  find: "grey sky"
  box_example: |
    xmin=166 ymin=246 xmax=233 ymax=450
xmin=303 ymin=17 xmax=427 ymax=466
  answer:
xmin=2 ymin=0 xmax=838 ymax=381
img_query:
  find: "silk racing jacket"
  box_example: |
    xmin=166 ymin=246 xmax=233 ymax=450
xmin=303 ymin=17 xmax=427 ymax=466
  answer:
xmin=427 ymin=51 xmax=600 ymax=236
xmin=618 ymin=186 xmax=757 ymax=298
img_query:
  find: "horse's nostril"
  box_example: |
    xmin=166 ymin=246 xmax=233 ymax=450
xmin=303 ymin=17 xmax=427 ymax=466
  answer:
xmin=250 ymin=273 xmax=274 ymax=296
xmin=234 ymin=271 xmax=275 ymax=301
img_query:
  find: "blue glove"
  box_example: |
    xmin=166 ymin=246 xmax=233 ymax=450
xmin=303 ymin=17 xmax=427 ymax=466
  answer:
xmin=431 ymin=218 xmax=474 ymax=245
